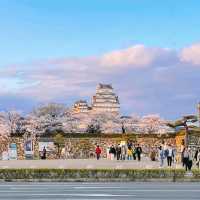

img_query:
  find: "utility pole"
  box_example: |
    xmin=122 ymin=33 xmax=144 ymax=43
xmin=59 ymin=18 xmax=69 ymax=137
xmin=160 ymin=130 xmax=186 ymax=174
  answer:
xmin=198 ymin=102 xmax=200 ymax=127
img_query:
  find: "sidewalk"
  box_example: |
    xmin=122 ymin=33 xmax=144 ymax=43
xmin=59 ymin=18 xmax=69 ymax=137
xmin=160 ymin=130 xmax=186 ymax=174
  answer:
xmin=0 ymin=157 xmax=183 ymax=169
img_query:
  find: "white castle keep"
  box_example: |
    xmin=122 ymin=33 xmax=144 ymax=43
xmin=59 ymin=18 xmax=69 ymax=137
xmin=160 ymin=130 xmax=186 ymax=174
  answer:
xmin=72 ymin=83 xmax=120 ymax=114
xmin=92 ymin=83 xmax=120 ymax=113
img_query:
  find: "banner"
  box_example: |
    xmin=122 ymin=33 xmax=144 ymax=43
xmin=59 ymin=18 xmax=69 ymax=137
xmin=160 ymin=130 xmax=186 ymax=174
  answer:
xmin=39 ymin=142 xmax=55 ymax=152
xmin=8 ymin=143 xmax=17 ymax=160
xmin=24 ymin=140 xmax=34 ymax=158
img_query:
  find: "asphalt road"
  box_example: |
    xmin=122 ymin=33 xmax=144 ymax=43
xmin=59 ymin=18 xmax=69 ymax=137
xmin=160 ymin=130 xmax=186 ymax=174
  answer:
xmin=0 ymin=182 xmax=199 ymax=200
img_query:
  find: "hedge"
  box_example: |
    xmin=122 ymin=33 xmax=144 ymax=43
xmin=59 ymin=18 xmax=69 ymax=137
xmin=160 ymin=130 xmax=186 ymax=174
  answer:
xmin=0 ymin=169 xmax=199 ymax=182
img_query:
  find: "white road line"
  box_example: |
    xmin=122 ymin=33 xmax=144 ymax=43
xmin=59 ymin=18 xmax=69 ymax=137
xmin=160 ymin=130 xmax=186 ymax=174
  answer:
xmin=0 ymin=193 xmax=136 ymax=197
xmin=74 ymin=186 xmax=122 ymax=189
xmin=0 ymin=189 xmax=200 ymax=193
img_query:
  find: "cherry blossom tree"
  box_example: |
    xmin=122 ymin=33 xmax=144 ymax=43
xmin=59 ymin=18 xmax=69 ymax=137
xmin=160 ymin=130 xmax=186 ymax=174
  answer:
xmin=138 ymin=114 xmax=172 ymax=134
xmin=0 ymin=112 xmax=10 ymax=137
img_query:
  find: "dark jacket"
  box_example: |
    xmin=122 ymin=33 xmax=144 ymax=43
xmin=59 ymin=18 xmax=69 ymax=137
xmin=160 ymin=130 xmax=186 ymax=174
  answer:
xmin=136 ymin=147 xmax=142 ymax=154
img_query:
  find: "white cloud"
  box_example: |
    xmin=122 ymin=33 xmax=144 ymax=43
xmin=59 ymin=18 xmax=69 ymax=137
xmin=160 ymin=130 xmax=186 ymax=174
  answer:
xmin=180 ymin=42 xmax=200 ymax=65
xmin=100 ymin=45 xmax=176 ymax=69
xmin=100 ymin=45 xmax=155 ymax=68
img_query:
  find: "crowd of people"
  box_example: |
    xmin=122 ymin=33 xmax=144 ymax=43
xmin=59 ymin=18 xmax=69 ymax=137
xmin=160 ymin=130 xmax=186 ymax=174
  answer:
xmin=181 ymin=147 xmax=200 ymax=171
xmin=95 ymin=142 xmax=143 ymax=161
xmin=95 ymin=142 xmax=200 ymax=171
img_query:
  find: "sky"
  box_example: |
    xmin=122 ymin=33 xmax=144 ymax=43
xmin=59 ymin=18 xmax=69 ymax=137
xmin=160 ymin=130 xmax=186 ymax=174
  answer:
xmin=0 ymin=0 xmax=200 ymax=119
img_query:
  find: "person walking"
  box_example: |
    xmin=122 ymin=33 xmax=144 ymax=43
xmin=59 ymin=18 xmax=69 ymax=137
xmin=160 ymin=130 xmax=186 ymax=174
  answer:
xmin=166 ymin=144 xmax=174 ymax=167
xmin=197 ymin=149 xmax=200 ymax=168
xmin=194 ymin=149 xmax=200 ymax=168
xmin=95 ymin=145 xmax=101 ymax=160
xmin=116 ymin=144 xmax=121 ymax=160
xmin=158 ymin=146 xmax=165 ymax=167
xmin=136 ymin=144 xmax=142 ymax=161
xmin=194 ymin=148 xmax=200 ymax=168
xmin=187 ymin=148 xmax=193 ymax=171
xmin=172 ymin=147 xmax=177 ymax=164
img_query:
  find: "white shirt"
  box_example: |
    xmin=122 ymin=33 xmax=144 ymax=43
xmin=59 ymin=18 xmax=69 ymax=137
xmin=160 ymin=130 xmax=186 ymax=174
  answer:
xmin=168 ymin=148 xmax=173 ymax=157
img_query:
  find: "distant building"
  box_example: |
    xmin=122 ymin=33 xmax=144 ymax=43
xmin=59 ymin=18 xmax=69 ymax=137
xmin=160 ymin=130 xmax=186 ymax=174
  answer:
xmin=72 ymin=100 xmax=90 ymax=114
xmin=91 ymin=83 xmax=120 ymax=114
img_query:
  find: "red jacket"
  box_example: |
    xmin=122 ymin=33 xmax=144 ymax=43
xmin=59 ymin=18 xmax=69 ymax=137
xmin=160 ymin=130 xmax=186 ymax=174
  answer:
xmin=96 ymin=147 xmax=101 ymax=155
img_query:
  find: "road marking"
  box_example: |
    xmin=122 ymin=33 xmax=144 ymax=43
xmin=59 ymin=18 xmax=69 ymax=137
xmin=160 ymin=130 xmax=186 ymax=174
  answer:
xmin=0 ymin=189 xmax=200 ymax=193
xmin=74 ymin=186 xmax=122 ymax=189
xmin=0 ymin=193 xmax=136 ymax=197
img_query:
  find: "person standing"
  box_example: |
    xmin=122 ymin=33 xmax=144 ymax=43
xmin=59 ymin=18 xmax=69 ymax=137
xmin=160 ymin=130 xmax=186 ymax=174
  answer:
xmin=121 ymin=145 xmax=126 ymax=160
xmin=109 ymin=145 xmax=116 ymax=160
xmin=106 ymin=146 xmax=111 ymax=160
xmin=127 ymin=146 xmax=133 ymax=160
xmin=116 ymin=144 xmax=121 ymax=160
xmin=183 ymin=147 xmax=189 ymax=171
xmin=132 ymin=144 xmax=137 ymax=160
xmin=95 ymin=145 xmax=101 ymax=160
xmin=180 ymin=140 xmax=185 ymax=166
xmin=136 ymin=144 xmax=142 ymax=161
xmin=42 ymin=146 xmax=46 ymax=160
xmin=167 ymin=144 xmax=173 ymax=167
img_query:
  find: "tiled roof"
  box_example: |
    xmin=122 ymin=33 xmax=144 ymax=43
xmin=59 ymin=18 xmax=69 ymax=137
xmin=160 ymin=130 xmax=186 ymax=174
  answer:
xmin=98 ymin=83 xmax=113 ymax=89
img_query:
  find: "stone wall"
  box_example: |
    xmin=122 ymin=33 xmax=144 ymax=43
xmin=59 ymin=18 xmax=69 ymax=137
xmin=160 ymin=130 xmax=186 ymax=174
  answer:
xmin=64 ymin=136 xmax=176 ymax=159
xmin=65 ymin=137 xmax=123 ymax=159
xmin=0 ymin=136 xmax=9 ymax=156
xmin=1 ymin=134 xmax=177 ymax=160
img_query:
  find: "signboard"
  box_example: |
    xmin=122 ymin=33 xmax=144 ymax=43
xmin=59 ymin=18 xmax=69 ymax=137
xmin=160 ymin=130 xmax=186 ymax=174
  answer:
xmin=2 ymin=151 xmax=9 ymax=160
xmin=39 ymin=142 xmax=55 ymax=152
xmin=24 ymin=140 xmax=34 ymax=159
xmin=8 ymin=143 xmax=17 ymax=160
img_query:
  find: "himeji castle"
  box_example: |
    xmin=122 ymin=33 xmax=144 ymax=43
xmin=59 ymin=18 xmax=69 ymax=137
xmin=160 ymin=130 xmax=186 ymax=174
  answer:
xmin=91 ymin=83 xmax=120 ymax=114
xmin=72 ymin=83 xmax=120 ymax=115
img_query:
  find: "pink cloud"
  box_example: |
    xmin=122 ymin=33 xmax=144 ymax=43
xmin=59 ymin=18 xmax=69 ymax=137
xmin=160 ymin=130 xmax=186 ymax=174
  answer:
xmin=180 ymin=42 xmax=200 ymax=65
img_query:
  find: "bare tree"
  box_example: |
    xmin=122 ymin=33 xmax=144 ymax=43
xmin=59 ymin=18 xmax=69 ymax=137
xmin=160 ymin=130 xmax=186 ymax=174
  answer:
xmin=167 ymin=115 xmax=198 ymax=147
